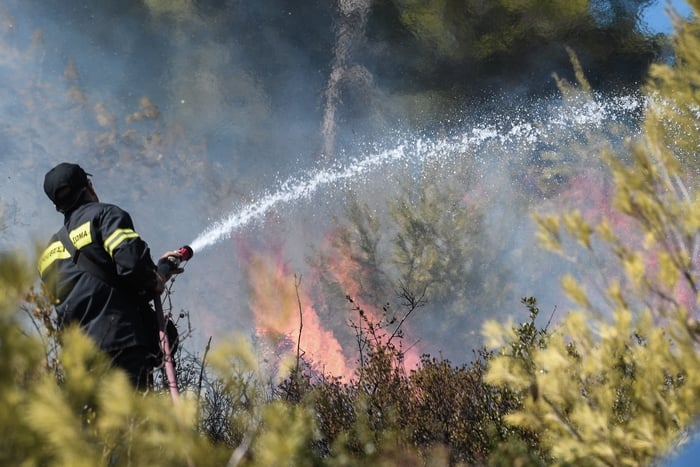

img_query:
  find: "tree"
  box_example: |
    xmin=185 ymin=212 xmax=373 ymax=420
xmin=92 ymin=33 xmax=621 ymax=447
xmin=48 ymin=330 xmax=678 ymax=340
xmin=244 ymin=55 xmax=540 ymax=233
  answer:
xmin=366 ymin=0 xmax=662 ymax=99
xmin=313 ymin=152 xmax=515 ymax=361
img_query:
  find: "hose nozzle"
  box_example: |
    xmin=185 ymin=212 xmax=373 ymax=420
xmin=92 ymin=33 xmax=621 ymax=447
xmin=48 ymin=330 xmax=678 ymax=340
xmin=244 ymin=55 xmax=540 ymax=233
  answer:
xmin=158 ymin=245 xmax=194 ymax=276
xmin=176 ymin=245 xmax=194 ymax=261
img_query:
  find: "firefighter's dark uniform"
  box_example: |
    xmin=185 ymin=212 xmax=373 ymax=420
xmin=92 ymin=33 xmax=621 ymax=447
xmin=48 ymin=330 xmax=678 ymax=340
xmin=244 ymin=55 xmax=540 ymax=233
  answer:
xmin=39 ymin=200 xmax=161 ymax=387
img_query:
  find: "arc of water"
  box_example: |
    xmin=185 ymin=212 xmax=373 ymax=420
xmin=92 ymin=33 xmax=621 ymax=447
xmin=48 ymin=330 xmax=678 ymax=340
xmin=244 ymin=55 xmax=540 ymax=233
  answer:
xmin=190 ymin=143 xmax=410 ymax=252
xmin=190 ymin=93 xmax=645 ymax=253
xmin=189 ymin=134 xmax=471 ymax=253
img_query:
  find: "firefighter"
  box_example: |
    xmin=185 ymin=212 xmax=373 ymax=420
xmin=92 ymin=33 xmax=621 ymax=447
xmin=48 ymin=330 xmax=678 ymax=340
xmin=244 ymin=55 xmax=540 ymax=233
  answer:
xmin=38 ymin=162 xmax=183 ymax=389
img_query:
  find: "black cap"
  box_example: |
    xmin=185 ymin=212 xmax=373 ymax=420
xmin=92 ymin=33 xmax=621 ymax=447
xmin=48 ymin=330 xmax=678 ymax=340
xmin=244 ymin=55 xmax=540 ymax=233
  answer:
xmin=43 ymin=163 xmax=92 ymax=211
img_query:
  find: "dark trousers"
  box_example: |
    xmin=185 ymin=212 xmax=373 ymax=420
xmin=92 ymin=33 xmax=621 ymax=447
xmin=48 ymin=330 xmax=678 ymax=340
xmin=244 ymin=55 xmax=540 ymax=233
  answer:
xmin=109 ymin=345 xmax=154 ymax=390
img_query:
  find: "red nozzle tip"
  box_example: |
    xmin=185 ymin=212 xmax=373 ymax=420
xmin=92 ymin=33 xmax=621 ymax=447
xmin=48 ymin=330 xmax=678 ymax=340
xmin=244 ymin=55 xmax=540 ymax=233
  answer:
xmin=178 ymin=245 xmax=194 ymax=261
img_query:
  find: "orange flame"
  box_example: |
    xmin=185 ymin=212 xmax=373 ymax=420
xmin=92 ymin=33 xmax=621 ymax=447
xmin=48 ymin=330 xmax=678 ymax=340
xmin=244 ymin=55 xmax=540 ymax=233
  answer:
xmin=245 ymin=251 xmax=352 ymax=380
xmin=322 ymin=228 xmax=422 ymax=371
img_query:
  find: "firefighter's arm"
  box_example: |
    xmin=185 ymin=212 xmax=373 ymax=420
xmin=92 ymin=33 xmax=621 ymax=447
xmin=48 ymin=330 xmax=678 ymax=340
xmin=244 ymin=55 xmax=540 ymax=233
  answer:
xmin=99 ymin=205 xmax=160 ymax=294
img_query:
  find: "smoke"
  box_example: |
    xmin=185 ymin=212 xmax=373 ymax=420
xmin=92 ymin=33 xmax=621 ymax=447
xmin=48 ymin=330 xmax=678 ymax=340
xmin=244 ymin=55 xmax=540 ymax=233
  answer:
xmin=184 ymin=89 xmax=646 ymax=362
xmin=0 ymin=1 xmax=652 ymax=368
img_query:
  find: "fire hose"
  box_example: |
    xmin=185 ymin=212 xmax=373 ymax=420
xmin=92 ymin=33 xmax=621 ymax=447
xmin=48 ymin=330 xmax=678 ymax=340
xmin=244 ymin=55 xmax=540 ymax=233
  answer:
xmin=155 ymin=245 xmax=193 ymax=402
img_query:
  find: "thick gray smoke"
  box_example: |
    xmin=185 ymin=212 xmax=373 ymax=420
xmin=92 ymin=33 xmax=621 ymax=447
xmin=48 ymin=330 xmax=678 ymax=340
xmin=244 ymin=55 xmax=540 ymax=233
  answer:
xmin=0 ymin=1 xmax=651 ymax=364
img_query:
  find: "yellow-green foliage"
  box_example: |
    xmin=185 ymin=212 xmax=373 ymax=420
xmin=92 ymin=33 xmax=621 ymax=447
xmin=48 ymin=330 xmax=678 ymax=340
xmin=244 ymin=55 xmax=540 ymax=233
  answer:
xmin=0 ymin=253 xmax=46 ymax=465
xmin=485 ymin=4 xmax=700 ymax=465
xmin=1 ymin=249 xmax=326 ymax=466
xmin=200 ymin=337 xmax=319 ymax=466
xmin=249 ymin=402 xmax=317 ymax=467
xmin=0 ymin=253 xmax=227 ymax=465
xmin=28 ymin=326 xmax=229 ymax=466
xmin=485 ymin=306 xmax=700 ymax=465
xmin=645 ymin=0 xmax=700 ymax=164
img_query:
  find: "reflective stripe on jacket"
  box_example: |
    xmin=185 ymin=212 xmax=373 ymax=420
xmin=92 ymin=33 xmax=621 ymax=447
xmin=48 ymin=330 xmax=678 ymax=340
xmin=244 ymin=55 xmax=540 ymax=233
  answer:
xmin=39 ymin=201 xmax=159 ymax=353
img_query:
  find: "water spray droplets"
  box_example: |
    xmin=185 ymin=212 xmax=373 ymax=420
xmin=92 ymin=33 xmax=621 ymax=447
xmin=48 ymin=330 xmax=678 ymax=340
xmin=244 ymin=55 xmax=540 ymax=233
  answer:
xmin=190 ymin=144 xmax=411 ymax=252
xmin=190 ymin=92 xmax=646 ymax=253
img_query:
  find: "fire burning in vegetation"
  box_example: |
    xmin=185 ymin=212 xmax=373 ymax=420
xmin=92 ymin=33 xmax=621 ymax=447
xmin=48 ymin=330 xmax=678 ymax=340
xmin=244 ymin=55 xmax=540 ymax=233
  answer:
xmin=243 ymin=223 xmax=425 ymax=381
xmin=320 ymin=229 xmax=423 ymax=371
xmin=245 ymin=249 xmax=352 ymax=380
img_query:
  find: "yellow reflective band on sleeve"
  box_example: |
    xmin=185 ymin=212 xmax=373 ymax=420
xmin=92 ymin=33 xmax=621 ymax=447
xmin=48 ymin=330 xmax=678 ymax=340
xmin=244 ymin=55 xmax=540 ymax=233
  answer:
xmin=38 ymin=241 xmax=71 ymax=276
xmin=69 ymin=221 xmax=93 ymax=249
xmin=103 ymin=228 xmax=139 ymax=257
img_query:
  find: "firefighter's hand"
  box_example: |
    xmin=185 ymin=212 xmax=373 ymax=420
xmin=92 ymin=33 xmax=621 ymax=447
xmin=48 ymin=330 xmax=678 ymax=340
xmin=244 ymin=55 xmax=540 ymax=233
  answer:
xmin=157 ymin=250 xmax=185 ymax=279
